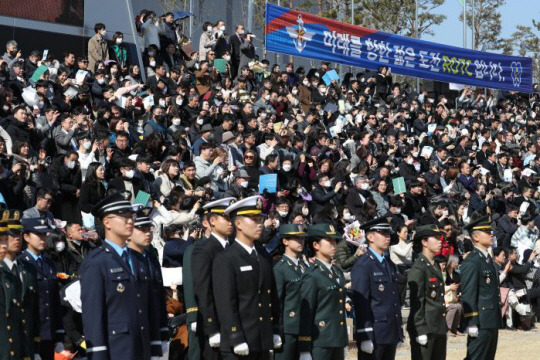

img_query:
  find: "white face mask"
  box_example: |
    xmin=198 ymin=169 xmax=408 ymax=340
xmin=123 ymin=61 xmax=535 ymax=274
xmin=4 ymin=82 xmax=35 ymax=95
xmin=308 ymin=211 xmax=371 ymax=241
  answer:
xmin=406 ymin=158 xmax=414 ymax=165
xmin=124 ymin=169 xmax=135 ymax=179
xmin=172 ymin=118 xmax=181 ymax=126
xmin=207 ymin=26 xmax=213 ymax=32
xmin=343 ymin=213 xmax=354 ymax=222
xmin=303 ymin=79 xmax=309 ymax=86
xmin=360 ymin=183 xmax=370 ymax=191
xmin=116 ymin=38 xmax=123 ymax=44
xmin=412 ymin=151 xmax=419 ymax=158
xmin=441 ymin=209 xmax=449 ymax=216
xmin=324 ymin=180 xmax=332 ymax=188
xmin=97 ymin=78 xmax=105 ymax=85
xmin=220 ymin=25 xmax=226 ymax=31
xmin=292 ymin=89 xmax=298 ymax=95
xmin=159 ymin=99 xmax=166 ymax=107
xmin=55 ymin=242 xmax=66 ymax=252
xmin=197 ymin=118 xmax=204 ymax=125
xmin=302 ymin=207 xmax=309 ymax=216
xmin=67 ymin=160 xmax=76 ymax=169
xmin=264 ymin=94 xmax=270 ymax=101
xmin=282 ymin=164 xmax=292 ymax=172
xmin=83 ymin=140 xmax=92 ymax=150
xmin=101 ymin=30 xmax=107 ymax=36
xmin=472 ymin=145 xmax=478 ymax=151
xmin=394 ymin=208 xmax=402 ymax=214
xmin=319 ymin=87 xmax=327 ymax=93
xmin=223 ymin=55 xmax=231 ymax=62
xmin=240 ymin=181 xmax=249 ymax=188
xmin=278 ymin=210 xmax=288 ymax=218
xmin=176 ymin=98 xmax=183 ymax=106
xmin=149 ymin=60 xmax=156 ymax=67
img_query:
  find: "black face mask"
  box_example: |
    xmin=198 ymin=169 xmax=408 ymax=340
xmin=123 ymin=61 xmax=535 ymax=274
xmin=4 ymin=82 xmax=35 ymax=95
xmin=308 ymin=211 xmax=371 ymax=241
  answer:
xmin=155 ymin=115 xmax=166 ymax=124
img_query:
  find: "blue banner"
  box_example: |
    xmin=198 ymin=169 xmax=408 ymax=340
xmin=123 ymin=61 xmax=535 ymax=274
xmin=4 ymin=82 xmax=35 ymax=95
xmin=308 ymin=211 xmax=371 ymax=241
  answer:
xmin=265 ymin=4 xmax=533 ymax=93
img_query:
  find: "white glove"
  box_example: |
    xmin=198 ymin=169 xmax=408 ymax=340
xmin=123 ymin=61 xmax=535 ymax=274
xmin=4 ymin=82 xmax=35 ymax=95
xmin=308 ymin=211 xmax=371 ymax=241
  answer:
xmin=516 ymin=288 xmax=527 ymax=298
xmin=468 ymin=326 xmax=478 ymax=338
xmin=209 ymin=332 xmax=221 ymax=348
xmin=190 ymin=322 xmax=197 ymax=333
xmin=416 ymin=335 xmax=428 ymax=346
xmin=233 ymin=342 xmax=249 ymax=356
xmin=273 ymin=334 xmax=282 ymax=349
xmin=299 ymin=352 xmax=313 ymax=360
xmin=360 ymin=340 xmax=374 ymax=354
xmin=161 ymin=341 xmax=169 ymax=354
xmin=34 ymin=355 xmax=42 ymax=360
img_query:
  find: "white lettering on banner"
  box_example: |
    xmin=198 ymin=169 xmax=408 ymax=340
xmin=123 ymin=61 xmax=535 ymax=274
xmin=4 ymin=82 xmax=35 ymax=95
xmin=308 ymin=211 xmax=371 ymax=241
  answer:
xmin=323 ymin=31 xmax=336 ymax=53
xmin=419 ymin=51 xmax=441 ymax=72
xmin=336 ymin=33 xmax=351 ymax=56
xmin=474 ymin=60 xmax=505 ymax=82
xmin=350 ymin=36 xmax=362 ymax=58
xmin=430 ymin=52 xmax=441 ymax=72
xmin=393 ymin=45 xmax=415 ymax=68
xmin=364 ymin=39 xmax=391 ymax=64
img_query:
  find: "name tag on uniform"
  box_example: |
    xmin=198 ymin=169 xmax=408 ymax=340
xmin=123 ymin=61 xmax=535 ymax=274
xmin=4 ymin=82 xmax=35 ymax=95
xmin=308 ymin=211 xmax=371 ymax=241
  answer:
xmin=240 ymin=266 xmax=253 ymax=272
xmin=110 ymin=268 xmax=124 ymax=274
xmin=373 ymin=272 xmax=384 ymax=276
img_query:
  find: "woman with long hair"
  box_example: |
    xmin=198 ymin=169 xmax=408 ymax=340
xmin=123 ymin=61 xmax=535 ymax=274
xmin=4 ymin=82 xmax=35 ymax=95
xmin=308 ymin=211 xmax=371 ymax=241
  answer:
xmin=111 ymin=31 xmax=129 ymax=72
xmin=153 ymin=159 xmax=181 ymax=202
xmin=79 ymin=162 xmax=106 ymax=215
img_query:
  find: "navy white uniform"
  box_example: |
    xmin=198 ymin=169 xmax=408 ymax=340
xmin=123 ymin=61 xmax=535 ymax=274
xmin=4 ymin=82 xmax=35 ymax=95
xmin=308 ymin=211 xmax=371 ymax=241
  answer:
xmin=80 ymin=192 xmax=162 ymax=360
xmin=351 ymin=218 xmax=403 ymax=360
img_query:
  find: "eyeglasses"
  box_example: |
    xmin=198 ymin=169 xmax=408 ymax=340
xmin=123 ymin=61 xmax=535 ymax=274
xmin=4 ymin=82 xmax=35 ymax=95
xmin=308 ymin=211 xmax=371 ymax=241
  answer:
xmin=208 ymin=53 xmax=215 ymax=56
xmin=245 ymin=155 xmax=254 ymax=159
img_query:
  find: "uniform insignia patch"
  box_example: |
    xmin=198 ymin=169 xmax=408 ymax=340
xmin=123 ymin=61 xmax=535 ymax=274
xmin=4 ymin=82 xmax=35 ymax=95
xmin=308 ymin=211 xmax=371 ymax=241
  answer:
xmin=116 ymin=283 xmax=125 ymax=293
xmin=430 ymin=290 xmax=437 ymax=299
xmin=289 ymin=311 xmax=295 ymax=318
xmin=318 ymin=321 xmax=325 ymax=327
xmin=486 ymin=277 xmax=491 ymax=284
xmin=378 ymin=284 xmax=385 ymax=292
xmin=110 ymin=268 xmax=123 ymax=273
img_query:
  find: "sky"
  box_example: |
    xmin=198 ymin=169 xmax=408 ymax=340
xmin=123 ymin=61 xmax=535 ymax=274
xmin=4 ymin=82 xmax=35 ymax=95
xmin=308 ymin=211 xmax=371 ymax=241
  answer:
xmin=423 ymin=0 xmax=540 ymax=52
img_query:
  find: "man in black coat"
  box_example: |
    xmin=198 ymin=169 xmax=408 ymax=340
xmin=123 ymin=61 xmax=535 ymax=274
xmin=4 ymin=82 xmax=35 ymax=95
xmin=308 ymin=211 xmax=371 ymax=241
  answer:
xmin=18 ymin=218 xmax=65 ymax=360
xmin=190 ymin=197 xmax=236 ymax=360
xmin=311 ymin=174 xmax=344 ymax=215
xmin=494 ymin=206 xmax=519 ymax=248
xmin=402 ymin=182 xmax=429 ymax=220
xmin=3 ymin=106 xmax=43 ymax=149
xmin=213 ymin=196 xmax=282 ymax=359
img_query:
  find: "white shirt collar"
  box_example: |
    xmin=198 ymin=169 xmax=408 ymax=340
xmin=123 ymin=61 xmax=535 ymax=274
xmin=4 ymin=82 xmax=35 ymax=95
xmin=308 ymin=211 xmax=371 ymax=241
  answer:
xmin=284 ymin=254 xmax=299 ymax=266
xmin=235 ymin=238 xmax=256 ymax=255
xmin=211 ymin=232 xmax=228 ymax=249
xmin=475 ymin=246 xmax=489 ymax=258
xmin=3 ymin=258 xmax=16 ymax=270
xmin=317 ymin=258 xmax=333 ymax=271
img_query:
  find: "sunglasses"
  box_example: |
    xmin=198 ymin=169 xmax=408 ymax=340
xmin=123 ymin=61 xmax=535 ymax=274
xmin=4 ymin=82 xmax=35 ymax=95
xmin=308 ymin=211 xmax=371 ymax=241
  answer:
xmin=245 ymin=155 xmax=254 ymax=159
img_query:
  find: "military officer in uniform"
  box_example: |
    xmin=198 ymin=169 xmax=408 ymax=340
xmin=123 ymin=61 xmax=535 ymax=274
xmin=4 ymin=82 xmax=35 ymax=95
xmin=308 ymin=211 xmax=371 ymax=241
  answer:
xmin=18 ymin=217 xmax=65 ymax=360
xmin=0 ymin=210 xmax=26 ymax=360
xmin=461 ymin=216 xmax=501 ymax=360
xmin=190 ymin=197 xmax=236 ymax=359
xmin=351 ymin=217 xmax=402 ymax=360
xmin=407 ymin=224 xmax=447 ymax=360
xmin=2 ymin=210 xmax=40 ymax=360
xmin=298 ymin=224 xmax=348 ymax=360
xmin=80 ymin=192 xmax=162 ymax=360
xmin=273 ymin=224 xmax=308 ymax=360
xmin=213 ymin=195 xmax=281 ymax=359
xmin=128 ymin=207 xmax=169 ymax=354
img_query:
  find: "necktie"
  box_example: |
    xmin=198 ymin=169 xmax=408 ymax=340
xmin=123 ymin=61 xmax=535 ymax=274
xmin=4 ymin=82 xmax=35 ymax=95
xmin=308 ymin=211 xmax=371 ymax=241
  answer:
xmin=37 ymin=257 xmax=44 ymax=271
xmin=122 ymin=251 xmax=132 ymax=274
xmin=331 ymin=266 xmax=340 ymax=283
xmin=250 ymin=250 xmax=258 ymax=261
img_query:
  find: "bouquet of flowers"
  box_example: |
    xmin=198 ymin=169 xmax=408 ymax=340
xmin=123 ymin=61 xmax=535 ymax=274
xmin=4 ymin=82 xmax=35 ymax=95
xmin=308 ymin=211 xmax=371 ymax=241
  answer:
xmin=343 ymin=221 xmax=366 ymax=248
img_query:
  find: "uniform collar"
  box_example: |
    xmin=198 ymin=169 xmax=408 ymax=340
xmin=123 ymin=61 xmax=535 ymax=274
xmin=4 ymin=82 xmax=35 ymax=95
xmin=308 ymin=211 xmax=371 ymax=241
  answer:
xmin=211 ymin=232 xmax=228 ymax=249
xmin=25 ymin=248 xmax=41 ymax=261
xmin=316 ymin=258 xmax=332 ymax=271
xmin=235 ymin=239 xmax=256 ymax=255
xmin=284 ymin=254 xmax=299 ymax=266
xmin=368 ymin=247 xmax=385 ymax=263
xmin=3 ymin=258 xmax=16 ymax=270
xmin=474 ymin=246 xmax=489 ymax=258
xmin=105 ymin=239 xmax=129 ymax=257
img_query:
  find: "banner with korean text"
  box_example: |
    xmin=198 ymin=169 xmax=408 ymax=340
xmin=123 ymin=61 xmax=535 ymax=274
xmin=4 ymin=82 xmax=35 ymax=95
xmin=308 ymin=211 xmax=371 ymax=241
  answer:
xmin=265 ymin=4 xmax=533 ymax=93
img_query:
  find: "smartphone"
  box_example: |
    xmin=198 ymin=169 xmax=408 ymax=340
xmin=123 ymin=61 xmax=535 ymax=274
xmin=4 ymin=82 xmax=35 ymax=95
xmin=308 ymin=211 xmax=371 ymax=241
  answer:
xmin=42 ymin=49 xmax=49 ymax=60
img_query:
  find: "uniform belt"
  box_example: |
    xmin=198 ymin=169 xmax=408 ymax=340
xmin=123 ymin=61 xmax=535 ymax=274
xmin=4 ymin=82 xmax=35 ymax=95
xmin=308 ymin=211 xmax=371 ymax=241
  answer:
xmin=298 ymin=336 xmax=312 ymax=342
xmin=464 ymin=312 xmax=479 ymax=318
xmin=186 ymin=307 xmax=198 ymax=313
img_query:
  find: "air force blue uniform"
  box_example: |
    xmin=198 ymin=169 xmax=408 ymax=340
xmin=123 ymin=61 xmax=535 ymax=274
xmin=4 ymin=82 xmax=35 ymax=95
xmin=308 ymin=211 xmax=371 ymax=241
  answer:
xmin=80 ymin=241 xmax=162 ymax=360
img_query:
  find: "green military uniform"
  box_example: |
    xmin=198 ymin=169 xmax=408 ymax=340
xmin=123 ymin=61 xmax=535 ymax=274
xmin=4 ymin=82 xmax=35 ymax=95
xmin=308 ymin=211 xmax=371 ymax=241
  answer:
xmin=182 ymin=241 xmax=201 ymax=360
xmin=407 ymin=225 xmax=447 ymax=360
xmin=299 ymin=224 xmax=348 ymax=360
xmin=273 ymin=224 xmax=308 ymax=360
xmin=461 ymin=217 xmax=501 ymax=360
xmin=0 ymin=210 xmax=36 ymax=360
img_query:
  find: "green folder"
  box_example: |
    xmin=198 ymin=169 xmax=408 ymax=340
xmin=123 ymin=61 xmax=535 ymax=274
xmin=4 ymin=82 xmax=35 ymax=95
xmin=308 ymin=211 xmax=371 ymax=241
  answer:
xmin=134 ymin=191 xmax=151 ymax=206
xmin=214 ymin=59 xmax=228 ymax=73
xmin=392 ymin=177 xmax=406 ymax=195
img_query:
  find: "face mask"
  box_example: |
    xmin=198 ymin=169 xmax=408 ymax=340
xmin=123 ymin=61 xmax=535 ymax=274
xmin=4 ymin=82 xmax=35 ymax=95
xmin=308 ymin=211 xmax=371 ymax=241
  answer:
xmin=261 ymin=112 xmax=267 ymax=120
xmin=83 ymin=140 xmax=92 ymax=150
xmin=412 ymin=151 xmax=419 ymax=158
xmin=343 ymin=213 xmax=354 ymax=222
xmin=240 ymin=181 xmax=249 ymax=188
xmin=220 ymin=25 xmax=226 ymax=31
xmin=55 ymin=242 xmax=66 ymax=252
xmin=414 ymin=163 xmax=421 ymax=172
xmin=360 ymin=183 xmax=370 ymax=191
xmin=172 ymin=118 xmax=181 ymax=126
xmin=324 ymin=180 xmax=332 ymax=188
xmin=292 ymin=89 xmax=298 ymax=95
xmin=124 ymin=170 xmax=135 ymax=179
xmin=159 ymin=99 xmax=166 ymax=107
xmin=282 ymin=164 xmax=292 ymax=172
xmin=197 ymin=118 xmax=204 ymax=125
xmin=116 ymin=38 xmax=123 ymax=44
xmin=303 ymin=79 xmax=309 ymax=86
xmin=478 ymin=190 xmax=486 ymax=196
xmin=223 ymin=55 xmax=231 ymax=62
xmin=319 ymin=87 xmax=326 ymax=93
xmin=264 ymin=94 xmax=270 ymax=101
xmin=238 ymin=30 xmax=245 ymax=35
xmin=207 ymin=26 xmax=212 ymax=32
xmin=278 ymin=210 xmax=288 ymax=218
xmin=101 ymin=30 xmax=107 ymax=36
xmin=176 ymin=98 xmax=183 ymax=106
xmin=149 ymin=60 xmax=156 ymax=67
xmin=319 ymin=110 xmax=324 ymax=116
xmin=67 ymin=160 xmax=76 ymax=169
xmin=155 ymin=115 xmax=165 ymax=123
xmin=441 ymin=209 xmax=449 ymax=216
xmin=406 ymin=158 xmax=414 ymax=165
xmin=302 ymin=207 xmax=309 ymax=216
xmin=97 ymin=78 xmax=105 ymax=85
xmin=472 ymin=145 xmax=477 ymax=151
xmin=394 ymin=208 xmax=402 ymax=214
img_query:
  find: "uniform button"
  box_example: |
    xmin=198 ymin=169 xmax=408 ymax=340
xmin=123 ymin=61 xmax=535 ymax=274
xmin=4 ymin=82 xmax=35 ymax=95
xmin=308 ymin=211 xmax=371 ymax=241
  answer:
xmin=9 ymin=338 xmax=13 ymax=343
xmin=259 ymin=303 xmax=262 ymax=307
xmin=46 ymin=291 xmax=49 ymax=294
xmin=340 ymin=322 xmax=344 ymax=326
xmin=269 ymin=304 xmax=272 ymax=308
xmin=339 ymin=310 xmax=343 ymax=314
xmin=22 ymin=320 xmax=26 ymax=324
xmin=339 ymin=289 xmax=343 ymax=293
xmin=139 ymin=310 xmax=142 ymax=314
xmin=339 ymin=299 xmax=343 ymax=303
xmin=141 ymin=326 xmax=145 ymax=330
xmin=21 ymin=309 xmax=24 ymax=313
xmin=45 ymin=303 xmax=49 ymax=307
xmin=267 ymin=290 xmax=271 ymax=294
xmin=46 ymin=317 xmax=49 ymax=320
xmin=270 ymin=317 xmax=273 ymax=321
xmin=137 ymin=294 xmax=141 ymax=298
xmin=259 ymin=317 xmax=263 ymax=322
xmin=7 ymin=325 xmax=10 ymax=330
xmin=112 ymin=330 xmax=116 ymax=334
xmin=10 ymin=351 xmax=14 ymax=356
